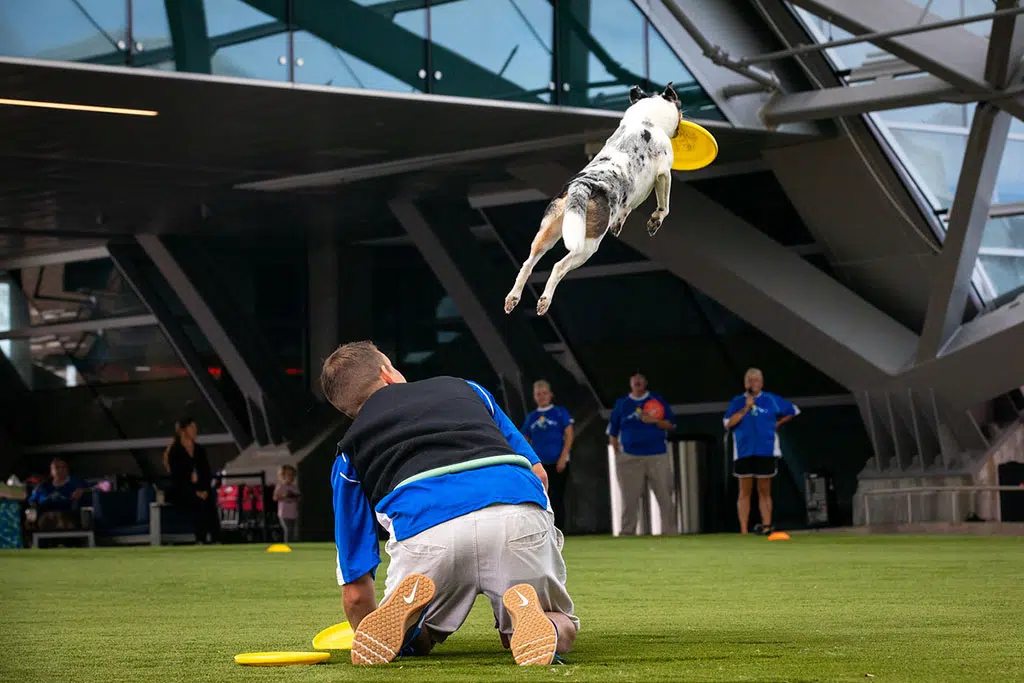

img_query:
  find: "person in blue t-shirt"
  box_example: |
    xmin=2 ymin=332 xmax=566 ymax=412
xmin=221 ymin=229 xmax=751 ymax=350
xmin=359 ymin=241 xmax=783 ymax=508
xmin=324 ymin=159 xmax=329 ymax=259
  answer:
xmin=521 ymin=380 xmax=574 ymax=531
xmin=607 ymin=372 xmax=677 ymax=535
xmin=723 ymin=368 xmax=799 ymax=535
xmin=320 ymin=341 xmax=578 ymax=668
xmin=27 ymin=458 xmax=89 ymax=530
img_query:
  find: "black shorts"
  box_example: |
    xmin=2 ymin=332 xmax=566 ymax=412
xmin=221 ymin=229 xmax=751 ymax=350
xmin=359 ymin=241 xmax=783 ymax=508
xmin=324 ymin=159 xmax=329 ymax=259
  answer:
xmin=733 ymin=455 xmax=778 ymax=479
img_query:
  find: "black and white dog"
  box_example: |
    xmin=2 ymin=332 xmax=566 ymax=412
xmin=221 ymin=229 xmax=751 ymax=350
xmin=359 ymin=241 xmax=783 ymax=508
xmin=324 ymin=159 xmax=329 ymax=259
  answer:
xmin=505 ymin=83 xmax=682 ymax=316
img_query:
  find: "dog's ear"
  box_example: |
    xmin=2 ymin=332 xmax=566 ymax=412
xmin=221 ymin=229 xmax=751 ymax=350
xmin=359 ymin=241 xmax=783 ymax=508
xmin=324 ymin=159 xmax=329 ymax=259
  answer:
xmin=661 ymin=82 xmax=679 ymax=103
xmin=629 ymin=85 xmax=646 ymax=104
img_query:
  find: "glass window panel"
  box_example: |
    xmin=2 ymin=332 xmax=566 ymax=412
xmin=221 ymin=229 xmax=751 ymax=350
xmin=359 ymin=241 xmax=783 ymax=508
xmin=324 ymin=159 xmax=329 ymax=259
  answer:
xmin=0 ymin=0 xmax=127 ymax=63
xmin=646 ymin=22 xmax=721 ymax=120
xmin=977 ymin=253 xmax=1024 ymax=299
xmin=205 ymin=0 xmax=289 ymax=81
xmin=981 ymin=215 xmax=1024 ymax=251
xmin=886 ymin=128 xmax=1024 ymax=211
xmin=4 ymin=259 xmax=148 ymax=329
xmin=877 ymin=102 xmax=968 ymax=128
xmin=292 ymin=0 xmax=427 ymax=92
xmin=558 ymin=0 xmax=644 ymax=110
xmin=130 ymin=0 xmax=173 ymax=56
xmin=886 ymin=127 xmax=965 ymax=210
xmin=293 ymin=30 xmax=422 ymax=92
xmin=790 ymin=6 xmax=889 ymax=72
xmin=20 ymin=325 xmax=185 ymax=389
xmin=428 ymin=0 xmax=553 ymax=103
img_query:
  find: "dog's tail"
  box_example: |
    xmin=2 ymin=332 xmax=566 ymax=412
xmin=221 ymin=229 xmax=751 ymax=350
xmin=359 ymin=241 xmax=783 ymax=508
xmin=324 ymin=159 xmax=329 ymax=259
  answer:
xmin=561 ymin=182 xmax=589 ymax=253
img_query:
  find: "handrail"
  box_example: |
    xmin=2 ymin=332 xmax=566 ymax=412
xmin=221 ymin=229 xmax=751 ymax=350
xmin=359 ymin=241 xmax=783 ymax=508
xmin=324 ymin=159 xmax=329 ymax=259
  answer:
xmin=862 ymin=486 xmax=1024 ymax=496
xmin=860 ymin=485 xmax=1023 ymax=526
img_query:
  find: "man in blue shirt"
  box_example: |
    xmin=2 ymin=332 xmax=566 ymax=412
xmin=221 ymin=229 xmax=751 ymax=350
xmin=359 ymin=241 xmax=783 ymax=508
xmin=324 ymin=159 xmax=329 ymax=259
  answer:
xmin=723 ymin=368 xmax=799 ymax=535
xmin=320 ymin=341 xmax=578 ymax=667
xmin=521 ymin=380 xmax=574 ymax=531
xmin=607 ymin=373 xmax=677 ymax=535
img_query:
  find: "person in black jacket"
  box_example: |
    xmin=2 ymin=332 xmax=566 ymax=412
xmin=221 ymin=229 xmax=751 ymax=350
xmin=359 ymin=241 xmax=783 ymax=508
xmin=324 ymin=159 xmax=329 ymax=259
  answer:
xmin=164 ymin=417 xmax=220 ymax=544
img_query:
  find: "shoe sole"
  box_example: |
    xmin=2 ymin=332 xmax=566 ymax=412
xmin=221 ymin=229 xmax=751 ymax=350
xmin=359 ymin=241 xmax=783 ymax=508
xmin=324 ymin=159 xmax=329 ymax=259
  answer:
xmin=502 ymin=583 xmax=558 ymax=666
xmin=351 ymin=573 xmax=435 ymax=666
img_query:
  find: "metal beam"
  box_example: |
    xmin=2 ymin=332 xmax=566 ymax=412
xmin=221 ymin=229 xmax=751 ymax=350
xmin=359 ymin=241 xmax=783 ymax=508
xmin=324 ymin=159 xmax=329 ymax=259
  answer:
xmin=788 ymin=0 xmax=991 ymax=90
xmin=0 ymin=314 xmax=156 ymax=340
xmin=107 ymin=242 xmax=252 ymax=449
xmin=163 ymin=0 xmax=212 ymax=74
xmin=986 ymin=0 xmax=1024 ymax=88
xmin=643 ymin=1 xmax=793 ymax=130
xmin=612 ymin=185 xmax=919 ymax=390
xmin=761 ymin=74 xmax=958 ymax=126
xmin=528 ymin=260 xmax=663 ymax=285
xmin=388 ymin=199 xmax=525 ymax=400
xmin=905 ymin=292 xmax=1024 ymax=410
xmin=137 ymin=235 xmax=294 ymax=445
xmin=23 ymin=433 xmax=235 ymax=455
xmin=0 ymin=246 xmax=108 ymax=271
xmin=918 ymin=105 xmax=1013 ymax=360
xmin=235 ymin=130 xmax=613 ymax=192
xmin=788 ymin=0 xmax=1024 ymax=120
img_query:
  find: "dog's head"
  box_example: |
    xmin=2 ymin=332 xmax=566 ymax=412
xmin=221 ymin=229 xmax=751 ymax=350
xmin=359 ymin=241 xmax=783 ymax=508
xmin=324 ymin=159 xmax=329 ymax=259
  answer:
xmin=628 ymin=83 xmax=683 ymax=137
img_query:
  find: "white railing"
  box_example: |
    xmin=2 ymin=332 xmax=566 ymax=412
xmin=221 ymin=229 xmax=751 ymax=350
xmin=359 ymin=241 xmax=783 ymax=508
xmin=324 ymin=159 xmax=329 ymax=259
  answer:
xmin=861 ymin=485 xmax=1024 ymax=526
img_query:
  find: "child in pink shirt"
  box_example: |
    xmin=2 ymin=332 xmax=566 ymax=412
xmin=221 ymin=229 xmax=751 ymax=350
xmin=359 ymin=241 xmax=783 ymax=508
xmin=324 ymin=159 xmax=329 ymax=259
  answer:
xmin=273 ymin=465 xmax=300 ymax=543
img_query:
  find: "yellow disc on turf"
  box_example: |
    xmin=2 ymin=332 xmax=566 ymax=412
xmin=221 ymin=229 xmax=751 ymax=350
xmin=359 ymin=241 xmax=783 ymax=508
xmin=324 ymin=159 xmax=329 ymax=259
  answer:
xmin=768 ymin=531 xmax=791 ymax=541
xmin=671 ymin=119 xmax=719 ymax=171
xmin=234 ymin=651 xmax=330 ymax=666
xmin=312 ymin=621 xmax=355 ymax=650
xmin=266 ymin=543 xmax=291 ymax=553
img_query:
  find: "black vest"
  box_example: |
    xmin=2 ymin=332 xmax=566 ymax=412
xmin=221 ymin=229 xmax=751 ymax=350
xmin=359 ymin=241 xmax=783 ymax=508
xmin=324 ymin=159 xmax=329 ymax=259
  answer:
xmin=338 ymin=376 xmax=518 ymax=507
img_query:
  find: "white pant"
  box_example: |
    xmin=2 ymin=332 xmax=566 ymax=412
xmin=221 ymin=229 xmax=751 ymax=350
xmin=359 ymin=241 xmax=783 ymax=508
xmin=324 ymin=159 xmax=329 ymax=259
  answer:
xmin=382 ymin=503 xmax=578 ymax=640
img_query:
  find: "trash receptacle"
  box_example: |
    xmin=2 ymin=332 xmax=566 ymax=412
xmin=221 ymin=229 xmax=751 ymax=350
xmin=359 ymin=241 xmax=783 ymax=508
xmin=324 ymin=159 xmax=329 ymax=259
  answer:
xmin=804 ymin=471 xmax=836 ymax=527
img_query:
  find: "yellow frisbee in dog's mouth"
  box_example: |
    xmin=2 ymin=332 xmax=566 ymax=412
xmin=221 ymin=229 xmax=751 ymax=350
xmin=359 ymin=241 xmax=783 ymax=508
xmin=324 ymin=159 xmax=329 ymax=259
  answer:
xmin=671 ymin=119 xmax=719 ymax=171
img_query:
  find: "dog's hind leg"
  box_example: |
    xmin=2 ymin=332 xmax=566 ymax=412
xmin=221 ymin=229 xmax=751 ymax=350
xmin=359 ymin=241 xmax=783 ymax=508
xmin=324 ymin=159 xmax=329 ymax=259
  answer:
xmin=536 ymin=187 xmax=608 ymax=315
xmin=505 ymin=196 xmax=564 ymax=314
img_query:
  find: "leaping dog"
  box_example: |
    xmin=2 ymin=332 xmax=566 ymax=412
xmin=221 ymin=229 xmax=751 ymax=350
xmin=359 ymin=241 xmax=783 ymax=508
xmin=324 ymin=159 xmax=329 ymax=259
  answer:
xmin=504 ymin=83 xmax=682 ymax=317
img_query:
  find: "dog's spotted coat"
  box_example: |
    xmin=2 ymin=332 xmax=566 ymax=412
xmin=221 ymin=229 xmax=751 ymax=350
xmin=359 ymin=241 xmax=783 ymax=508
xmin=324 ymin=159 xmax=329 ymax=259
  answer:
xmin=505 ymin=83 xmax=683 ymax=316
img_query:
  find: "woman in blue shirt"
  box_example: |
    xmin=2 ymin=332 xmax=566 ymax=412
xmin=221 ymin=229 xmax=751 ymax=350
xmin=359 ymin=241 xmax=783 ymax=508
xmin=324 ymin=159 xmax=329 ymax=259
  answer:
xmin=521 ymin=380 xmax=574 ymax=530
xmin=723 ymin=368 xmax=799 ymax=535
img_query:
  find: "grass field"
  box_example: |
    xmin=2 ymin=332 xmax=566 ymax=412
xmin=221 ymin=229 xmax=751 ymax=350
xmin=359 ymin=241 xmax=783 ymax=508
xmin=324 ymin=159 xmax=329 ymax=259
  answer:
xmin=2 ymin=535 xmax=1022 ymax=682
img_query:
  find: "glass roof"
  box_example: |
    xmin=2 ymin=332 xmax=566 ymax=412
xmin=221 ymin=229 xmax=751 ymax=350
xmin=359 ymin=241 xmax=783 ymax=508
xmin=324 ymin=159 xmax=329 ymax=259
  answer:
xmin=789 ymin=1 xmax=1024 ymax=302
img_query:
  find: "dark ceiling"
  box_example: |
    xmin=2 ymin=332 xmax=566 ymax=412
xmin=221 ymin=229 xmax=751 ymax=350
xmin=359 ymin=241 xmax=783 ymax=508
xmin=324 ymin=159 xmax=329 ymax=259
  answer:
xmin=0 ymin=57 xmax=819 ymax=254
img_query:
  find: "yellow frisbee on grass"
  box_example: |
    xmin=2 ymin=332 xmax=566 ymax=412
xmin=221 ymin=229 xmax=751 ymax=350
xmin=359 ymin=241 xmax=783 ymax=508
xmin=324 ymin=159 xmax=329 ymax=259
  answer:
xmin=266 ymin=543 xmax=291 ymax=553
xmin=671 ymin=119 xmax=719 ymax=171
xmin=234 ymin=651 xmax=330 ymax=666
xmin=312 ymin=621 xmax=355 ymax=650
xmin=768 ymin=531 xmax=791 ymax=541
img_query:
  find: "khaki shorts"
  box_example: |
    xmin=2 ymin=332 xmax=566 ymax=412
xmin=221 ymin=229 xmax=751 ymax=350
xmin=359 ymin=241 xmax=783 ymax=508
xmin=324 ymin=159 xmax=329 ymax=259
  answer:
xmin=382 ymin=502 xmax=578 ymax=640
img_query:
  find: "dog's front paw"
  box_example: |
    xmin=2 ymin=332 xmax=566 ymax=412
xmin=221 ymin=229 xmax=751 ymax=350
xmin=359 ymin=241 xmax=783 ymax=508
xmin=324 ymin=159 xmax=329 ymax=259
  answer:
xmin=610 ymin=221 xmax=624 ymax=237
xmin=536 ymin=296 xmax=551 ymax=316
xmin=647 ymin=215 xmax=663 ymax=236
xmin=504 ymin=294 xmax=520 ymax=314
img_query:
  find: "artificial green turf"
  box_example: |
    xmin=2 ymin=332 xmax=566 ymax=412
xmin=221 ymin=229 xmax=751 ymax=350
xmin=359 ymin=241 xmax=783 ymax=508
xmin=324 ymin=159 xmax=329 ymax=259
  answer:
xmin=1 ymin=535 xmax=1022 ymax=682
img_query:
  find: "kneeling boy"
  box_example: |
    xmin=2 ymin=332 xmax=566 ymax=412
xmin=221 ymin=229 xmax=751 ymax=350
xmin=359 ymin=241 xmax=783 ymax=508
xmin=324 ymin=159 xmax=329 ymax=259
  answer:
xmin=321 ymin=341 xmax=578 ymax=666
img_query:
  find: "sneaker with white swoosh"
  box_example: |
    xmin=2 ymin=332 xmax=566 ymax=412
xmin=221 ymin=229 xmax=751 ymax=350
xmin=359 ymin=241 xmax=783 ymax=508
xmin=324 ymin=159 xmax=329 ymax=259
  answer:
xmin=351 ymin=573 xmax=435 ymax=665
xmin=502 ymin=583 xmax=558 ymax=666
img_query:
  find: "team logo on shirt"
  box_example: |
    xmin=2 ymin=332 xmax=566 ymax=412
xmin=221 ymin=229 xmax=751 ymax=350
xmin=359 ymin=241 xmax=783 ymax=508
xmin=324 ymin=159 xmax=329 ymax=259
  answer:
xmin=532 ymin=415 xmax=559 ymax=430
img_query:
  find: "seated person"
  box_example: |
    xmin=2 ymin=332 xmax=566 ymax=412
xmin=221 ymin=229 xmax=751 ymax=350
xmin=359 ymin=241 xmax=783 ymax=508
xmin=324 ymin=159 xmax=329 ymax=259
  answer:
xmin=27 ymin=458 xmax=90 ymax=530
xmin=321 ymin=341 xmax=578 ymax=667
